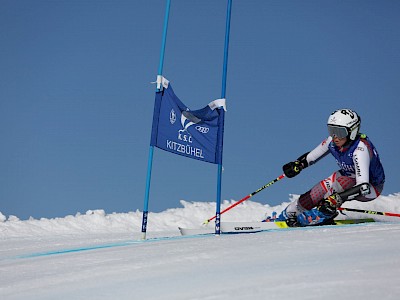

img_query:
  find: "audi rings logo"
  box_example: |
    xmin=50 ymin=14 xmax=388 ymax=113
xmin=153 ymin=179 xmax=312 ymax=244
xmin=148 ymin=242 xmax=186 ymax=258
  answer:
xmin=195 ymin=126 xmax=209 ymax=133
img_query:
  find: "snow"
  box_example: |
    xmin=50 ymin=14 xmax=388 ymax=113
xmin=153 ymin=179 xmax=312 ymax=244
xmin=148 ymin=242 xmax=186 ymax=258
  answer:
xmin=1 ymin=194 xmax=400 ymax=299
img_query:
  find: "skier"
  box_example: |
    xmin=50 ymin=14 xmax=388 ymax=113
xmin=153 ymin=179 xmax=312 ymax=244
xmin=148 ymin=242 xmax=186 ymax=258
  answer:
xmin=278 ymin=108 xmax=385 ymax=226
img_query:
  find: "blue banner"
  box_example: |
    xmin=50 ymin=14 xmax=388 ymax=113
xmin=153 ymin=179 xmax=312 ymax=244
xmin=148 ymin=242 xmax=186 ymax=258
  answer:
xmin=150 ymin=79 xmax=226 ymax=164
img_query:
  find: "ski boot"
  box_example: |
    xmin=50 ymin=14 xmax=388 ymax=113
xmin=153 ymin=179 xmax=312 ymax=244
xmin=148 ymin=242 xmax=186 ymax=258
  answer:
xmin=277 ymin=207 xmax=300 ymax=227
xmin=297 ymin=208 xmax=338 ymax=226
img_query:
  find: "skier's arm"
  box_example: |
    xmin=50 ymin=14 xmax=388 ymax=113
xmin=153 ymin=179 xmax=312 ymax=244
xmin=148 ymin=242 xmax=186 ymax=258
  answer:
xmin=353 ymin=140 xmax=371 ymax=185
xmin=320 ymin=182 xmax=371 ymax=214
xmin=283 ymin=137 xmax=331 ymax=178
xmin=305 ymin=136 xmax=331 ymax=166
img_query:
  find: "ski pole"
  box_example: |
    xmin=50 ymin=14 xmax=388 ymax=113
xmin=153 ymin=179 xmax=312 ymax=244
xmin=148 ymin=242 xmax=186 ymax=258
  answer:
xmin=338 ymin=207 xmax=400 ymax=218
xmin=203 ymin=174 xmax=286 ymax=225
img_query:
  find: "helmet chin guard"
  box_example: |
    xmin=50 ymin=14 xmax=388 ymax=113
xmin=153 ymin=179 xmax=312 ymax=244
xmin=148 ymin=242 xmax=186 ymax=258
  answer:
xmin=327 ymin=109 xmax=360 ymax=140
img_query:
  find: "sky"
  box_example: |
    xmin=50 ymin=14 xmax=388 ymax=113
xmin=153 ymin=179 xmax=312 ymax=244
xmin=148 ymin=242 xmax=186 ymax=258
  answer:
xmin=1 ymin=0 xmax=399 ymax=220
xmin=1 ymin=195 xmax=400 ymax=299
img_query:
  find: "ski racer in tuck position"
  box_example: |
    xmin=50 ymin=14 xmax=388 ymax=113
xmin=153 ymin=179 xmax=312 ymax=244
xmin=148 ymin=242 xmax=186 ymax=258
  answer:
xmin=278 ymin=109 xmax=385 ymax=227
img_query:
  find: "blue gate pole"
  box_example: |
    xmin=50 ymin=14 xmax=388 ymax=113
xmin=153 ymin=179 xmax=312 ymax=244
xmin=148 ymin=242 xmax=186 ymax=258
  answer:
xmin=141 ymin=0 xmax=171 ymax=240
xmin=215 ymin=0 xmax=232 ymax=235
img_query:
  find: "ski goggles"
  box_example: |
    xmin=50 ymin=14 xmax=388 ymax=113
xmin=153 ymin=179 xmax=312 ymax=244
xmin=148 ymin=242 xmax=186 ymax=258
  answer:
xmin=327 ymin=125 xmax=348 ymax=138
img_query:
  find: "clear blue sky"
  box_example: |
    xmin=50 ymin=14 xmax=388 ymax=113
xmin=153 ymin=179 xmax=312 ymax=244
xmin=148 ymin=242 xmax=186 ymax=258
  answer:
xmin=1 ymin=0 xmax=399 ymax=220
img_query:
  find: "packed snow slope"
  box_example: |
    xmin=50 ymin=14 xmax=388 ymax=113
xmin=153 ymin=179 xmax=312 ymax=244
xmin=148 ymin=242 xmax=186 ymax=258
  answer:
xmin=1 ymin=194 xmax=400 ymax=299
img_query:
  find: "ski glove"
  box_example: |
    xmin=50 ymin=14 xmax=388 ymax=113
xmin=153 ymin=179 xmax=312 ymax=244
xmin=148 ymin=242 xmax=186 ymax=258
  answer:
xmin=283 ymin=161 xmax=303 ymax=178
xmin=318 ymin=193 xmax=343 ymax=216
xmin=282 ymin=152 xmax=309 ymax=178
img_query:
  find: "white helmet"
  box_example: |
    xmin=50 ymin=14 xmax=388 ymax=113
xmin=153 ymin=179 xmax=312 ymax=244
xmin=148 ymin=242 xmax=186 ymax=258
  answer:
xmin=327 ymin=109 xmax=361 ymax=140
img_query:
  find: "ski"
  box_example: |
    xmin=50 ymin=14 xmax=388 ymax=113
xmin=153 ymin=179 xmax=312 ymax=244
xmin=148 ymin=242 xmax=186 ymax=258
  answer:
xmin=178 ymin=218 xmax=375 ymax=236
